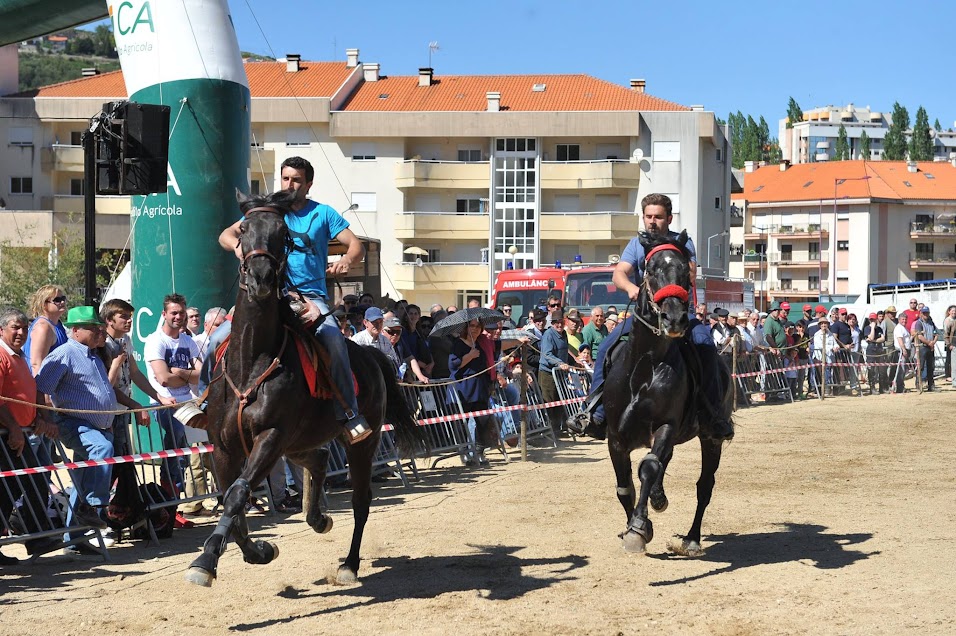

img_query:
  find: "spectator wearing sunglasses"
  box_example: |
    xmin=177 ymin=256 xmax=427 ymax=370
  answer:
xmin=23 ymin=284 xmax=69 ymax=377
xmin=499 ymin=304 xmax=517 ymax=329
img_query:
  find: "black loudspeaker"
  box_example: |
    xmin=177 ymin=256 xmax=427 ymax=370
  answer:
xmin=95 ymin=101 xmax=170 ymax=195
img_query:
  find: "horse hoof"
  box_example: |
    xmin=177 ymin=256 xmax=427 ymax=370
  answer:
xmin=311 ymin=515 xmax=333 ymax=534
xmin=335 ymin=565 xmax=358 ymax=584
xmin=650 ymin=492 xmax=668 ymax=513
xmin=667 ymin=538 xmax=706 ymax=557
xmin=622 ymin=531 xmax=647 ymax=554
xmin=184 ymin=567 xmax=215 ymax=587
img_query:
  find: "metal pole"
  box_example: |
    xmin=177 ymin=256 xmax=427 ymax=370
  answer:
xmin=820 ymin=342 xmax=827 ymax=401
xmin=82 ymin=130 xmax=97 ymax=306
xmin=732 ymin=334 xmax=738 ymax=412
xmin=519 ymin=343 xmax=528 ymax=461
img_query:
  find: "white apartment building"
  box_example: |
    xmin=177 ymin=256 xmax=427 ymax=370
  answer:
xmin=728 ymin=159 xmax=956 ymax=307
xmin=779 ymin=103 xmax=956 ymax=164
xmin=1 ymin=48 xmax=733 ymax=307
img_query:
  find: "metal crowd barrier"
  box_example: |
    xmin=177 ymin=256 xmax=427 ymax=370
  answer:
xmin=492 ymin=376 xmax=557 ymax=448
xmin=402 ymin=380 xmax=472 ymax=468
xmin=733 ymin=350 xmax=794 ymax=404
xmin=550 ymin=367 xmax=592 ymax=437
xmin=0 ymin=428 xmax=112 ymax=561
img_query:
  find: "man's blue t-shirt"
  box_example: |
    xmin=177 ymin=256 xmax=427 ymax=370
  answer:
xmin=282 ymin=200 xmax=350 ymax=298
xmin=620 ymin=230 xmax=698 ymax=285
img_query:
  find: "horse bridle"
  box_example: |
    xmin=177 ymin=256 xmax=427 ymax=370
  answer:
xmin=238 ymin=206 xmax=292 ymax=293
xmin=631 ymin=243 xmax=691 ymax=337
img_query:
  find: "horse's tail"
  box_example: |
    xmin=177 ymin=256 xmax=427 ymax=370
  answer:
xmin=365 ymin=346 xmax=430 ymax=458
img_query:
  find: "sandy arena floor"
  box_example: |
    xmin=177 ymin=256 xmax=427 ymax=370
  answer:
xmin=1 ymin=388 xmax=954 ymax=635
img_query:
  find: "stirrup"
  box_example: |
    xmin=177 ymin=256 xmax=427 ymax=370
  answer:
xmin=345 ymin=417 xmax=373 ymax=444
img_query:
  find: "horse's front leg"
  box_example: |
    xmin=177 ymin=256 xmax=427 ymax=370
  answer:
xmin=649 ymin=445 xmax=673 ymax=513
xmin=623 ymin=423 xmax=674 ymax=554
xmin=607 ymin=433 xmax=635 ymax=522
xmin=671 ymin=437 xmax=723 ymax=557
xmin=287 ymin=447 xmax=333 ymax=534
xmin=185 ymin=429 xmax=284 ymax=587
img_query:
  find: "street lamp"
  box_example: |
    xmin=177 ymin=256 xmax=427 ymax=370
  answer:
xmin=832 ymin=175 xmax=871 ymax=300
xmin=507 ymin=245 xmax=518 ymax=270
xmin=749 ymin=224 xmax=771 ymax=311
xmin=706 ymin=230 xmax=730 ymax=270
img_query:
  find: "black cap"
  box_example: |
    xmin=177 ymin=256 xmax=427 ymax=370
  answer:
xmin=716 ymin=308 xmax=729 ymax=318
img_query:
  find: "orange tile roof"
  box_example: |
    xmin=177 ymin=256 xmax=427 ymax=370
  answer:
xmin=740 ymin=161 xmax=956 ymax=204
xmin=340 ymin=74 xmax=687 ymax=112
xmin=14 ymin=61 xmax=355 ymax=99
xmin=11 ymin=62 xmax=687 ymax=114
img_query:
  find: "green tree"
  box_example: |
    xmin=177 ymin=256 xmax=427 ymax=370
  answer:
xmin=835 ymin=124 xmax=849 ymax=160
xmin=786 ymin=97 xmax=803 ymax=128
xmin=90 ymin=25 xmax=117 ymax=58
xmin=72 ymin=36 xmax=95 ymax=55
xmin=934 ymin=118 xmax=942 ymax=132
xmin=909 ymin=106 xmax=933 ymax=161
xmin=883 ymin=102 xmax=910 ymax=160
xmin=768 ymin=139 xmax=783 ymax=164
xmin=729 ymin=111 xmax=747 ymax=168
xmin=758 ymin=116 xmax=771 ymax=161
xmin=0 ymin=229 xmax=85 ymax=310
xmin=17 ymin=53 xmax=120 ymax=92
xmin=859 ymin=130 xmax=870 ymax=158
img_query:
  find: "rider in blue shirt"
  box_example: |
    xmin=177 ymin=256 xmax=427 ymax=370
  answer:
xmin=212 ymin=157 xmax=371 ymax=442
xmin=582 ymin=193 xmax=734 ymax=442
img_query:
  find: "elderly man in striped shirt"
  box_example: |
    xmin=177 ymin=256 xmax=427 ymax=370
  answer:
xmin=35 ymin=306 xmax=115 ymax=546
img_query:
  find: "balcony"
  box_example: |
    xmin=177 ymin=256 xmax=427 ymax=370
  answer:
xmin=249 ymin=146 xmax=275 ymax=174
xmin=910 ymin=220 xmax=956 ymax=238
xmin=394 ymin=211 xmax=489 ymax=241
xmin=41 ymin=144 xmax=84 ymax=172
xmin=769 ymin=224 xmax=830 ymax=239
xmin=395 ymin=160 xmax=490 ymax=189
xmin=742 ymin=253 xmax=766 ymax=269
xmin=392 ymin=262 xmax=489 ymax=292
xmin=539 ymin=160 xmax=641 ymax=190
xmin=766 ymin=282 xmax=821 ymax=298
xmin=910 ymin=252 xmax=956 ymax=267
xmin=540 ymin=210 xmax=636 ymax=240
xmin=50 ymin=195 xmax=132 ymax=216
xmin=768 ymin=251 xmax=829 ymax=267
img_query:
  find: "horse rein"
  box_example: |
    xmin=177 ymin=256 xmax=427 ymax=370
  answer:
xmin=238 ymin=206 xmax=292 ymax=295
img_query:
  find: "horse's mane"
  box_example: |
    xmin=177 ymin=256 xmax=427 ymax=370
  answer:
xmin=236 ymin=189 xmax=297 ymax=217
xmin=639 ymin=230 xmax=692 ymax=262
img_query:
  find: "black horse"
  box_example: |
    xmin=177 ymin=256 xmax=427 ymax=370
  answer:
xmin=603 ymin=231 xmax=732 ymax=556
xmin=185 ymin=191 xmax=425 ymax=587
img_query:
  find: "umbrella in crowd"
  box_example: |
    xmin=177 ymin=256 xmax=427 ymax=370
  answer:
xmin=429 ymin=307 xmax=505 ymax=338
xmin=500 ymin=328 xmax=538 ymax=342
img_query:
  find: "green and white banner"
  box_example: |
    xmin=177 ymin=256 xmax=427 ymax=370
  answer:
xmin=108 ymin=0 xmax=249 ymax=403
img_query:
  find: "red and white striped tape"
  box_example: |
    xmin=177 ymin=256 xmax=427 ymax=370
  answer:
xmin=732 ymin=360 xmax=916 ymax=379
xmin=415 ymin=396 xmax=586 ymax=426
xmin=0 ymin=443 xmax=214 ymax=479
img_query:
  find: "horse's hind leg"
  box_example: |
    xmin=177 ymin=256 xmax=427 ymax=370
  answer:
xmin=672 ymin=437 xmax=722 ymax=557
xmin=185 ymin=430 xmax=284 ymax=586
xmin=608 ymin=436 xmax=636 ymax=521
xmin=623 ymin=424 xmax=674 ymax=554
xmin=649 ymin=446 xmax=673 ymax=513
xmin=287 ymin=447 xmax=333 ymax=534
xmin=337 ymin=433 xmax=379 ymax=584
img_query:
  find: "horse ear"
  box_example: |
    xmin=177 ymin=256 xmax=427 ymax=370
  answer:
xmin=638 ymin=231 xmax=652 ymax=248
xmin=678 ymin=229 xmax=689 ymax=247
xmin=236 ymin=188 xmax=250 ymax=205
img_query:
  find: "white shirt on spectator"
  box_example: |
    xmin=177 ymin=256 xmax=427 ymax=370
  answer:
xmin=893 ymin=322 xmax=911 ymax=352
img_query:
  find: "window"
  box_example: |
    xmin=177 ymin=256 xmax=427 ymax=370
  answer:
xmin=653 ymin=141 xmax=681 ymax=162
xmin=780 ymin=244 xmax=793 ymax=262
xmin=457 ymin=148 xmax=481 ymax=162
xmin=9 ymin=127 xmax=33 ymax=146
xmin=780 ymin=278 xmax=793 ymax=290
xmin=351 ymin=142 xmax=376 ymax=161
xmin=70 ymin=130 xmax=83 ymax=145
xmin=714 ymin=196 xmax=721 ymax=209
xmin=457 ymin=290 xmax=488 ymax=308
xmin=716 ymin=148 xmax=723 ymax=162
xmin=10 ymin=177 xmax=32 ymax=194
xmin=556 ymin=144 xmax=580 ymax=161
xmin=350 ymin=192 xmax=377 ymax=212
xmin=808 ymin=274 xmax=820 ymax=290
xmin=70 ymin=178 xmax=84 ymax=196
xmin=456 ymin=198 xmax=482 ymax=214
xmin=915 ymin=243 xmax=934 ymax=259
xmin=250 ymin=179 xmax=261 ymax=195
xmin=809 ymin=242 xmax=820 ymax=260
xmin=285 ymin=127 xmax=311 ymax=146
xmin=837 ymin=240 xmax=849 ymax=251
xmin=916 ymin=272 xmax=934 ymax=281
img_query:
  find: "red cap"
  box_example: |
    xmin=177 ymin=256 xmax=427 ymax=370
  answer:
xmin=802 ymin=304 xmax=812 ymax=311
xmin=839 ymin=308 xmax=847 ymax=314
xmin=780 ymin=301 xmax=791 ymax=310
xmin=868 ymin=312 xmax=878 ymax=320
xmin=814 ymin=305 xmax=826 ymax=313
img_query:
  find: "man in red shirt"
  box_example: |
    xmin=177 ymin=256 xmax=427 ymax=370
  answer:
xmin=0 ymin=308 xmax=62 ymax=562
xmin=899 ymin=298 xmax=921 ymax=332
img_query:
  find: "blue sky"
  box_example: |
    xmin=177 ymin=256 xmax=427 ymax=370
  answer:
xmin=87 ymin=1 xmax=956 ymax=134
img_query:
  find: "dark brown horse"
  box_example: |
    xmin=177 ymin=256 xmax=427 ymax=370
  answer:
xmin=603 ymin=231 xmax=732 ymax=556
xmin=185 ymin=191 xmax=425 ymax=587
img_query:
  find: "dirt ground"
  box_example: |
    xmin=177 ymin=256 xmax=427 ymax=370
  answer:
xmin=2 ymin=389 xmax=954 ymax=635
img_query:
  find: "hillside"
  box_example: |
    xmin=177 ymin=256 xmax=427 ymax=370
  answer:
xmin=17 ymin=52 xmax=120 ymax=92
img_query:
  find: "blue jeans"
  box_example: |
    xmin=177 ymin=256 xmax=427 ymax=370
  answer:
xmin=155 ymin=408 xmax=187 ymax=495
xmin=57 ymin=415 xmax=113 ymax=539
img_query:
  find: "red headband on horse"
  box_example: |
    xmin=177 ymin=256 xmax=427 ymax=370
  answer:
xmin=644 ymin=244 xmax=690 ymax=304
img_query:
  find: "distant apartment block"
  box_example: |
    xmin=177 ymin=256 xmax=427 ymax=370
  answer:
xmin=779 ymin=103 xmax=956 ymax=164
xmin=728 ymin=159 xmax=956 ymax=306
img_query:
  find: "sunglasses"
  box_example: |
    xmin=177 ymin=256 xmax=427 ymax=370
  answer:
xmin=548 ymin=303 xmax=560 ymax=308
xmin=502 ymin=308 xmax=512 ymax=312
xmin=386 ymin=329 xmax=402 ymax=335
xmin=48 ymin=296 xmax=67 ymax=304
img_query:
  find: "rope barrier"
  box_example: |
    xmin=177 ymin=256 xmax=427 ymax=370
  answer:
xmin=0 ymin=394 xmax=194 ymax=416
xmin=0 ymin=443 xmax=212 ymax=479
